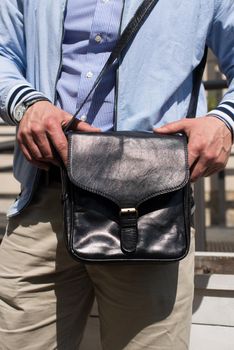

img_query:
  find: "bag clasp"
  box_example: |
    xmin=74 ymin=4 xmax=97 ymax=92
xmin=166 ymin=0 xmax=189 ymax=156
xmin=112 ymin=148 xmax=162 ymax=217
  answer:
xmin=119 ymin=208 xmax=138 ymax=255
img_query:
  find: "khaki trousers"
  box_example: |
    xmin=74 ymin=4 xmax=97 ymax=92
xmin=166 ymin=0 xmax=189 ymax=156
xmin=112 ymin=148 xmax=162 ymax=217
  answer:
xmin=0 ymin=184 xmax=195 ymax=350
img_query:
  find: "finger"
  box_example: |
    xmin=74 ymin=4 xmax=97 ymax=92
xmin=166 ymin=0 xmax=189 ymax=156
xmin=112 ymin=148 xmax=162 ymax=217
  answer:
xmin=47 ymin=128 xmax=69 ymax=166
xmin=20 ymin=144 xmax=50 ymax=170
xmin=203 ymin=157 xmax=227 ymax=177
xmin=189 ymin=157 xmax=214 ymax=182
xmin=203 ymin=167 xmax=221 ymax=177
xmin=187 ymin=140 xmax=200 ymax=169
xmin=30 ymin=159 xmax=50 ymax=170
xmin=20 ymin=133 xmax=45 ymax=162
xmin=76 ymin=120 xmax=101 ymax=132
xmin=50 ymin=118 xmax=100 ymax=165
xmin=190 ymin=161 xmax=205 ymax=182
xmin=190 ymin=150 xmax=228 ymax=181
xmin=19 ymin=124 xmax=60 ymax=166
xmin=153 ymin=119 xmax=191 ymax=134
xmin=32 ymin=132 xmax=60 ymax=166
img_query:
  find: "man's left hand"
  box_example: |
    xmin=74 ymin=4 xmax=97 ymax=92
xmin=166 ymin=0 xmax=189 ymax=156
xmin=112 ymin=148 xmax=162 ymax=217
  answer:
xmin=154 ymin=116 xmax=233 ymax=182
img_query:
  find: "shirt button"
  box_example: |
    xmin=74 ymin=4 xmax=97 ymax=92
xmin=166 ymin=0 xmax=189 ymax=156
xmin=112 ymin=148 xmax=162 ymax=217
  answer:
xmin=95 ymin=34 xmax=102 ymax=43
xmin=86 ymin=71 xmax=93 ymax=79
xmin=80 ymin=115 xmax=87 ymax=122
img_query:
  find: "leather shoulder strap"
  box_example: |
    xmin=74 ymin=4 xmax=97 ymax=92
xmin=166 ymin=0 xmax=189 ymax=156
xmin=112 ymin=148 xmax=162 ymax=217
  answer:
xmin=64 ymin=0 xmax=161 ymax=132
xmin=186 ymin=46 xmax=208 ymax=118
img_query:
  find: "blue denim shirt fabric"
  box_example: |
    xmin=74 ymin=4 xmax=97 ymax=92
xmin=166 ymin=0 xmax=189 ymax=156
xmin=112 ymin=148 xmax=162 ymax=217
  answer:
xmin=0 ymin=0 xmax=234 ymax=216
xmin=56 ymin=0 xmax=123 ymax=131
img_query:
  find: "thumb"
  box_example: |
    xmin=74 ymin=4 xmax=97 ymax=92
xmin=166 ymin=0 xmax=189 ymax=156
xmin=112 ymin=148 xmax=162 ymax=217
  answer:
xmin=154 ymin=119 xmax=190 ymax=134
xmin=62 ymin=113 xmax=101 ymax=132
xmin=76 ymin=120 xmax=101 ymax=132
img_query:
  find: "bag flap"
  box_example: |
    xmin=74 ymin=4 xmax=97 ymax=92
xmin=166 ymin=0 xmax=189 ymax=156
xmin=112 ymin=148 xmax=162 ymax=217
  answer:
xmin=67 ymin=132 xmax=189 ymax=207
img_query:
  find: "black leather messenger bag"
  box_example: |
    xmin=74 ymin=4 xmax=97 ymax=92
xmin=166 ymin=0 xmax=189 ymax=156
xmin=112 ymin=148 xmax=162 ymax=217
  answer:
xmin=61 ymin=0 xmax=207 ymax=263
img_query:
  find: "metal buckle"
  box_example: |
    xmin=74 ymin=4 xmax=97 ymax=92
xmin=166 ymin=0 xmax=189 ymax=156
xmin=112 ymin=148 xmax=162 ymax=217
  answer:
xmin=120 ymin=208 xmax=138 ymax=217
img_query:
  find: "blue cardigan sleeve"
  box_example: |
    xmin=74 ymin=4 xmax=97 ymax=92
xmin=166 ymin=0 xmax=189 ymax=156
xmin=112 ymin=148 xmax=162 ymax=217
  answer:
xmin=0 ymin=0 xmax=47 ymax=125
xmin=207 ymin=0 xmax=234 ymax=136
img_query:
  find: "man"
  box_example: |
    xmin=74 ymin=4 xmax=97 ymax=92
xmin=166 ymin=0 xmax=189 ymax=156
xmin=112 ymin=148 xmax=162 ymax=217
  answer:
xmin=0 ymin=0 xmax=233 ymax=349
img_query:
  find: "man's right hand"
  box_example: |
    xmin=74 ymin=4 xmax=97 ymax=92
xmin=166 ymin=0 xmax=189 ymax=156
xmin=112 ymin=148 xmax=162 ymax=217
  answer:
xmin=17 ymin=101 xmax=100 ymax=170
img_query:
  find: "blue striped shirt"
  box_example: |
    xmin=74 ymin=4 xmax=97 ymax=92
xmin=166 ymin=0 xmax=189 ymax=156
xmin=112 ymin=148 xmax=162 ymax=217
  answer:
xmin=56 ymin=0 xmax=123 ymax=131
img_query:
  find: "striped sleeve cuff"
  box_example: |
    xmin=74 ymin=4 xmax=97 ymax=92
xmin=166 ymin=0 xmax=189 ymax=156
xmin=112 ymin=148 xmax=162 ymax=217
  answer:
xmin=5 ymin=83 xmax=48 ymax=124
xmin=207 ymin=100 xmax=234 ymax=142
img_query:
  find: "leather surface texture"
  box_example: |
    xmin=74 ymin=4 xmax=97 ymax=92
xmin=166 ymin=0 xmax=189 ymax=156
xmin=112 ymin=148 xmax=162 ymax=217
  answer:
xmin=62 ymin=131 xmax=191 ymax=263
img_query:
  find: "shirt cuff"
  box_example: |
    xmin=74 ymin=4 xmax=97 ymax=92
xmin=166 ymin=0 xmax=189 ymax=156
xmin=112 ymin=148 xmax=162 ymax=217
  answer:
xmin=6 ymin=83 xmax=49 ymax=125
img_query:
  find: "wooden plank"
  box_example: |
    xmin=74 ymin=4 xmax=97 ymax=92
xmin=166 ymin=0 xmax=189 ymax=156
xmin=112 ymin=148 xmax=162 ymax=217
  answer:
xmin=195 ymin=253 xmax=234 ymax=274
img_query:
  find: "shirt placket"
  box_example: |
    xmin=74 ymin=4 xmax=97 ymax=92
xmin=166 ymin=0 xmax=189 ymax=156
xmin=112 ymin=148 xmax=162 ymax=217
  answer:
xmin=76 ymin=0 xmax=115 ymax=123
